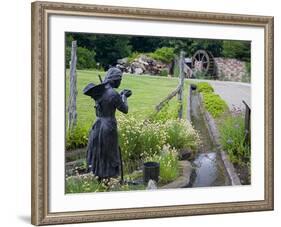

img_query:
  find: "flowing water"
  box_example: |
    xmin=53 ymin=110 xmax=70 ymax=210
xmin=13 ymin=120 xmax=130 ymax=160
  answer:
xmin=190 ymin=91 xmax=230 ymax=187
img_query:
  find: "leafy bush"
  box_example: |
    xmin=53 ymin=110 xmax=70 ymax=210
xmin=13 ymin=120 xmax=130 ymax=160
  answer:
xmin=138 ymin=122 xmax=167 ymax=158
xmin=118 ymin=115 xmax=167 ymax=160
xmin=222 ymin=40 xmax=251 ymax=62
xmin=146 ymin=145 xmax=179 ymax=183
xmin=202 ymin=92 xmax=228 ymax=118
xmin=219 ymin=115 xmax=250 ymax=164
xmin=149 ymin=47 xmax=175 ymax=63
xmin=159 ymin=69 xmax=169 ymax=77
xmin=65 ymin=47 xmax=96 ymax=69
xmin=118 ymin=116 xmax=199 ymax=171
xmin=164 ymin=119 xmax=200 ymax=152
xmin=197 ymin=82 xmax=214 ymax=93
xmin=118 ymin=115 xmax=141 ymax=161
xmin=66 ymin=124 xmax=90 ymax=150
xmin=127 ymin=51 xmax=141 ymax=63
xmin=196 ymin=82 xmax=227 ymax=118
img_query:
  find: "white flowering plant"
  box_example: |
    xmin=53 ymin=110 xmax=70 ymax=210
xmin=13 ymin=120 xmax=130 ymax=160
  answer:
xmin=145 ymin=144 xmax=179 ymax=184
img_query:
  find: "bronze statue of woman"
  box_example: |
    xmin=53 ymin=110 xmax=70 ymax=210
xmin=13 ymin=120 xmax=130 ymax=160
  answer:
xmin=83 ymin=67 xmax=132 ymax=182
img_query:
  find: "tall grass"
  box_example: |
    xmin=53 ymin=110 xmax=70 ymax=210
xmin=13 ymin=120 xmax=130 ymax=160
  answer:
xmin=219 ymin=115 xmax=250 ymax=164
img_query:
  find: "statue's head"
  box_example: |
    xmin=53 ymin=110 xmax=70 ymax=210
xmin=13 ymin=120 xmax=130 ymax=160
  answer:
xmin=104 ymin=67 xmax=122 ymax=88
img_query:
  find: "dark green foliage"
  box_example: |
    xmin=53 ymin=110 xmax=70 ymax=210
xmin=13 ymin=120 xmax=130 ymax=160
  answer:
xmin=222 ymin=40 xmax=251 ymax=62
xmin=130 ymin=36 xmax=166 ymax=53
xmin=65 ymin=47 xmax=96 ymax=69
xmin=149 ymin=47 xmax=175 ymax=63
xmin=65 ymin=33 xmax=250 ymax=69
xmin=66 ymin=33 xmax=132 ymax=69
xmin=188 ymin=39 xmax=223 ymax=57
xmin=159 ymin=69 xmax=169 ymax=77
xmin=93 ymin=35 xmax=132 ymax=68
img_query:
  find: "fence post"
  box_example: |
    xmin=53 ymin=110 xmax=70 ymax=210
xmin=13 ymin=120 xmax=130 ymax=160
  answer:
xmin=178 ymin=51 xmax=185 ymax=119
xmin=68 ymin=40 xmax=78 ymax=130
xmin=242 ymin=100 xmax=251 ymax=145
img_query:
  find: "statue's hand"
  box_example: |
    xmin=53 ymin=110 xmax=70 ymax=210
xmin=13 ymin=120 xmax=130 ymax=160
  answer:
xmin=120 ymin=89 xmax=132 ymax=98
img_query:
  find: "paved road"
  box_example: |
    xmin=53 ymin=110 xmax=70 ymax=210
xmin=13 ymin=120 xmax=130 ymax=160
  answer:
xmin=188 ymin=79 xmax=251 ymax=111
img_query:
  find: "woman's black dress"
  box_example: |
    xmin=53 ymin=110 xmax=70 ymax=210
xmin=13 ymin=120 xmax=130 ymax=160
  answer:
xmin=86 ymin=85 xmax=128 ymax=178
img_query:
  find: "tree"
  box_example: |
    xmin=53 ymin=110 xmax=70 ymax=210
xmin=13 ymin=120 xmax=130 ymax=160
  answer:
xmin=187 ymin=39 xmax=223 ymax=57
xmin=90 ymin=35 xmax=132 ymax=68
xmin=222 ymin=40 xmax=251 ymax=62
xmin=130 ymin=36 xmax=165 ymax=53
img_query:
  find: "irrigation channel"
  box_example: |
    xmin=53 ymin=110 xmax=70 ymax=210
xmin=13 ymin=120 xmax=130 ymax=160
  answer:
xmin=188 ymin=88 xmax=230 ymax=187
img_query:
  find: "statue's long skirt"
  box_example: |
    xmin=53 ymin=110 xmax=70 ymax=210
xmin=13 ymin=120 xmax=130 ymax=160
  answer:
xmin=86 ymin=117 xmax=120 ymax=178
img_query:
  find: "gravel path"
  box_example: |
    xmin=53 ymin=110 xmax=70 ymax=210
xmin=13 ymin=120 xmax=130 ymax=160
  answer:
xmin=188 ymin=79 xmax=251 ymax=111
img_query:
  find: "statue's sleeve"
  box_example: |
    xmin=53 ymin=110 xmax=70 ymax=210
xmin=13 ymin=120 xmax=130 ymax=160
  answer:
xmin=113 ymin=92 xmax=128 ymax=114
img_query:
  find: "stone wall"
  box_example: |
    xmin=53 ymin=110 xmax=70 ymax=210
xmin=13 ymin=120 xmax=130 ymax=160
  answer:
xmin=214 ymin=58 xmax=249 ymax=82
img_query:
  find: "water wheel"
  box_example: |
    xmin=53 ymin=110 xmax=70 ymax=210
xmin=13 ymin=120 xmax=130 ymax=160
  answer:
xmin=192 ymin=50 xmax=216 ymax=77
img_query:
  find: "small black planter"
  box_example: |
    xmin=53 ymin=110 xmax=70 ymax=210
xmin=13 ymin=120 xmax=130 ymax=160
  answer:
xmin=190 ymin=84 xmax=197 ymax=91
xmin=143 ymin=162 xmax=160 ymax=183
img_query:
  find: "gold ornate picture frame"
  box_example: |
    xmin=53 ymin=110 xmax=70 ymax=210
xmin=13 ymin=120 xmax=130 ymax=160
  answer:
xmin=31 ymin=1 xmax=274 ymax=225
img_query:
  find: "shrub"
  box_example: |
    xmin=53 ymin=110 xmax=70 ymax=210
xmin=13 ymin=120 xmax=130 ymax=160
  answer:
xmin=164 ymin=119 xmax=200 ymax=152
xmin=118 ymin=116 xmax=199 ymax=170
xmin=219 ymin=115 xmax=250 ymax=164
xmin=118 ymin=115 xmax=144 ymax=161
xmin=197 ymin=82 xmax=214 ymax=93
xmin=118 ymin=115 xmax=167 ymax=161
xmin=65 ymin=47 xmax=96 ymax=69
xmin=127 ymin=51 xmax=141 ymax=63
xmin=196 ymin=82 xmax=228 ymax=118
xmin=222 ymin=40 xmax=251 ymax=62
xmin=145 ymin=145 xmax=179 ymax=183
xmin=138 ymin=121 xmax=167 ymax=158
xmin=66 ymin=124 xmax=90 ymax=150
xmin=159 ymin=69 xmax=169 ymax=77
xmin=202 ymin=92 xmax=227 ymax=118
xmin=149 ymin=47 xmax=175 ymax=63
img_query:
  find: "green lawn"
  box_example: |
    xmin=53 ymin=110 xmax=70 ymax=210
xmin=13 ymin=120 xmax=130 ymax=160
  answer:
xmin=66 ymin=69 xmax=189 ymax=128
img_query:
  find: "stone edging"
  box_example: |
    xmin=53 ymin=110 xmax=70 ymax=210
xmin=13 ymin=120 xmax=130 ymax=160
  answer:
xmin=197 ymin=93 xmax=241 ymax=186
